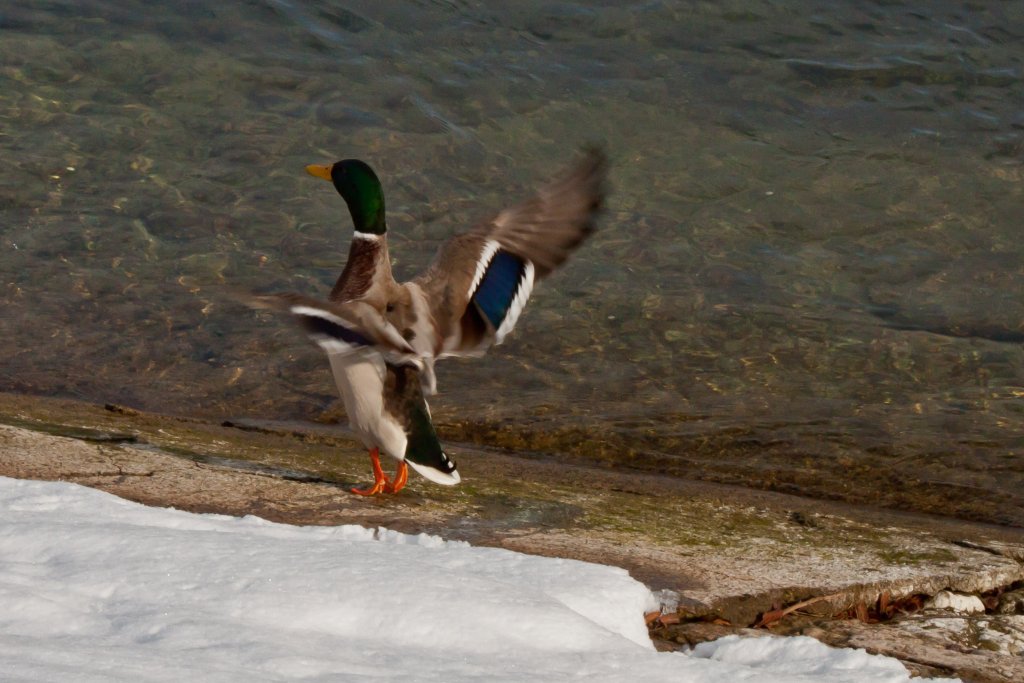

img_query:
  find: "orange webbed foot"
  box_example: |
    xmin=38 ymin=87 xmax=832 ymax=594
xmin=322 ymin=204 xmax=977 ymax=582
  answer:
xmin=351 ymin=449 xmax=409 ymax=496
xmin=383 ymin=461 xmax=409 ymax=494
xmin=350 ymin=479 xmax=389 ymax=496
xmin=351 ymin=448 xmax=391 ymax=496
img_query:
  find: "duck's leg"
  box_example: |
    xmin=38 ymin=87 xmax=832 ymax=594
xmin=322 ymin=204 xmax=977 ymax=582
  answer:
xmin=384 ymin=461 xmax=408 ymax=494
xmin=351 ymin=448 xmax=390 ymax=496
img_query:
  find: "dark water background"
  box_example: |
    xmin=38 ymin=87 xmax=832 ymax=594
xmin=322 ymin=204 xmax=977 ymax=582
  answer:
xmin=2 ymin=1 xmax=1023 ymax=524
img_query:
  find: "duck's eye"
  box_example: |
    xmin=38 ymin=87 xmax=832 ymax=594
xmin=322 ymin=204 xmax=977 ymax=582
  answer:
xmin=386 ymin=303 xmax=395 ymax=312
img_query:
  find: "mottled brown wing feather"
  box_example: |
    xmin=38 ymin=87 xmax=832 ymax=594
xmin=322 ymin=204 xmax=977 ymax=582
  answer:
xmin=475 ymin=145 xmax=607 ymax=278
xmin=413 ymin=147 xmax=608 ymax=355
xmin=413 ymin=233 xmax=491 ymax=351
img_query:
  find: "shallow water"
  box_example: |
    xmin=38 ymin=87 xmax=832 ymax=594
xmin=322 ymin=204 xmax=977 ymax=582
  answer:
xmin=2 ymin=1 xmax=1023 ymax=523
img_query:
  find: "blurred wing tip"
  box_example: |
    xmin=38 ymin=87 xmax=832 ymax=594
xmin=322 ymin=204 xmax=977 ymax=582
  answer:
xmin=242 ymin=293 xmax=288 ymax=312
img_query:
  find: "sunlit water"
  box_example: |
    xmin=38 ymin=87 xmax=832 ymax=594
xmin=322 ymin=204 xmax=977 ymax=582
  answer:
xmin=2 ymin=1 xmax=1023 ymax=524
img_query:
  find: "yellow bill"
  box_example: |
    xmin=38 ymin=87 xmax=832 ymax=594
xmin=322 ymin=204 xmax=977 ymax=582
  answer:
xmin=305 ymin=164 xmax=333 ymax=181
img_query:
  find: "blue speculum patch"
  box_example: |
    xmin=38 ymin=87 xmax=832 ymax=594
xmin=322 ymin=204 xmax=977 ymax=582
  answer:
xmin=473 ymin=250 xmax=526 ymax=329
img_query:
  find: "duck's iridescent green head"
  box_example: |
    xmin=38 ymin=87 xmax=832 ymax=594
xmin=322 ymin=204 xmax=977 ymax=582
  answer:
xmin=306 ymin=159 xmax=386 ymax=235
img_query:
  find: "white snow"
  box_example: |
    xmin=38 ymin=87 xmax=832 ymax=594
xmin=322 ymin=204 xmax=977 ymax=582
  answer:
xmin=0 ymin=477 xmax=955 ymax=682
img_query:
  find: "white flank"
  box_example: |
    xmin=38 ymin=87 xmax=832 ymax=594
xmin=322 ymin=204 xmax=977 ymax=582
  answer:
xmin=352 ymin=231 xmax=382 ymax=241
xmin=495 ymin=260 xmax=535 ymax=344
xmin=466 ymin=239 xmax=501 ymax=299
xmin=327 ymin=353 xmax=408 ymax=459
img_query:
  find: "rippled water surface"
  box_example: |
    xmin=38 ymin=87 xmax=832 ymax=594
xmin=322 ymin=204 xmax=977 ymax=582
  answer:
xmin=2 ymin=1 xmax=1023 ymax=523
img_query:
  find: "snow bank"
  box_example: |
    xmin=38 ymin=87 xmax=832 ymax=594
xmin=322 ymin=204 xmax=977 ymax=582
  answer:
xmin=0 ymin=477 xmax=954 ymax=682
xmin=692 ymin=635 xmax=928 ymax=679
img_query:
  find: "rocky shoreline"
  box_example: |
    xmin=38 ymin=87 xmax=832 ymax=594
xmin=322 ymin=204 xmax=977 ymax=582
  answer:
xmin=1 ymin=392 xmax=1022 ymax=681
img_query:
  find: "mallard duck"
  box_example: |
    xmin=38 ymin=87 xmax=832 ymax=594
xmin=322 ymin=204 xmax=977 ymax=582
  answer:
xmin=257 ymin=147 xmax=607 ymax=495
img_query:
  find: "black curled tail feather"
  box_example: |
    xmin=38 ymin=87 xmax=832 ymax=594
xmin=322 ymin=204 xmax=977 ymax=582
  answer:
xmin=384 ymin=364 xmax=459 ymax=483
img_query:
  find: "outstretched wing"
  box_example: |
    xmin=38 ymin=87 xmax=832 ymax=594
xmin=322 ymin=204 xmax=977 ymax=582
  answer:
xmin=249 ymin=293 xmax=417 ymax=363
xmin=476 ymin=145 xmax=607 ymax=278
xmin=413 ymin=146 xmax=607 ymax=357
